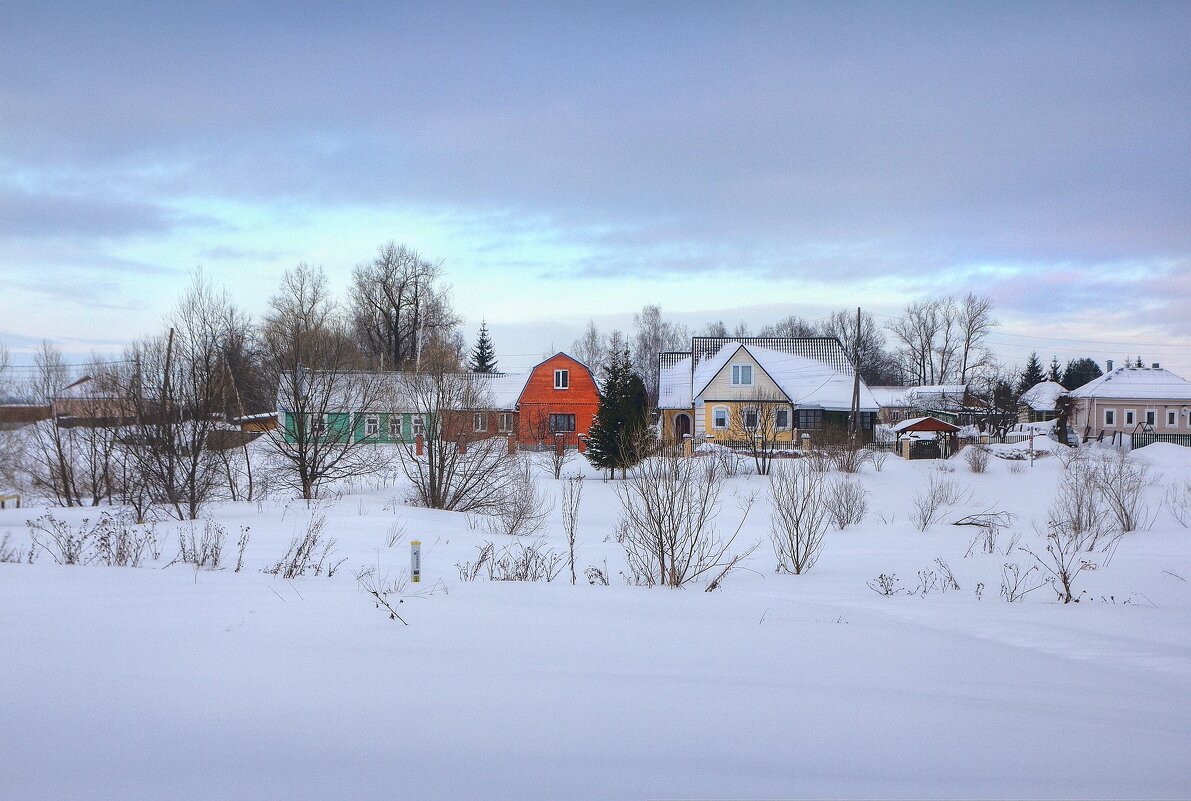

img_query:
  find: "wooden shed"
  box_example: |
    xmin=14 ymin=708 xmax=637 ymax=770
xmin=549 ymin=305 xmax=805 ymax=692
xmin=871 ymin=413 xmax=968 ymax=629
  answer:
xmin=891 ymin=416 xmax=961 ymax=460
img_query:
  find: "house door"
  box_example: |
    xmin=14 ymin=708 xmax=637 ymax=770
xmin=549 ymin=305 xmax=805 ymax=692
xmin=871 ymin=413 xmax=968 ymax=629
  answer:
xmin=674 ymin=413 xmax=691 ymax=439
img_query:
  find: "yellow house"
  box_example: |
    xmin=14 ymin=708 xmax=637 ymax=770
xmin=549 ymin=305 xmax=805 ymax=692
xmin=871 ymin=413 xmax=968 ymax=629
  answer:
xmin=658 ymin=337 xmax=879 ymax=446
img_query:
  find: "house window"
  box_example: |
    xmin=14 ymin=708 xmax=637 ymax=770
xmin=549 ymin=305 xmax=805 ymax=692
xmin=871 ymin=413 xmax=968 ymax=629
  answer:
xmin=1124 ymin=410 xmax=1135 ymax=426
xmin=310 ymin=414 xmax=328 ymax=436
xmin=775 ymin=408 xmax=790 ymax=429
xmin=1104 ymin=409 xmax=1115 ymax=427
xmin=499 ymin=412 xmax=514 ymax=432
xmin=731 ymin=364 xmax=753 ymax=386
xmin=365 ymin=416 xmax=380 ymax=437
xmin=1168 ymin=410 xmax=1178 ymax=427
xmin=473 ymin=413 xmax=488 ymax=433
xmin=388 ymin=416 xmax=400 ymax=439
xmin=411 ymin=415 xmax=425 ymax=437
xmin=742 ymin=408 xmax=759 ymax=430
xmin=796 ymin=409 xmax=824 ymax=430
xmin=862 ymin=412 xmax=875 ymax=431
xmin=554 ymin=369 xmax=569 ymax=390
xmin=1145 ymin=410 xmax=1156 ymax=426
xmin=712 ymin=406 xmax=729 ymax=429
xmin=549 ymin=413 xmax=576 ymax=433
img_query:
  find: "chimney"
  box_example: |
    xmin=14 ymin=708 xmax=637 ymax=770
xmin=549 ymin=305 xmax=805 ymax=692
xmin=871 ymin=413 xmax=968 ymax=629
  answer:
xmin=1153 ymin=363 xmax=1160 ymax=369
xmin=1106 ymin=359 xmax=1114 ymax=372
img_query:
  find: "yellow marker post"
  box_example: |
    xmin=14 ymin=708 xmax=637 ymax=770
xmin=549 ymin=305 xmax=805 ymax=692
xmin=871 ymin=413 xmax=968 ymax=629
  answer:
xmin=411 ymin=540 xmax=422 ymax=583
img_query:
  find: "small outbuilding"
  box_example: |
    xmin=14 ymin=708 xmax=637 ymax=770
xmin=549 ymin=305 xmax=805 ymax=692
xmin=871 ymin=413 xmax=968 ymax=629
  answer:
xmin=891 ymin=416 xmax=961 ymax=460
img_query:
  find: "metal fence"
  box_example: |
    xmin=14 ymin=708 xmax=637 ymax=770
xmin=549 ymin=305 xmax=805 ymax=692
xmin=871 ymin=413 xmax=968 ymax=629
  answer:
xmin=1132 ymin=432 xmax=1191 ymax=449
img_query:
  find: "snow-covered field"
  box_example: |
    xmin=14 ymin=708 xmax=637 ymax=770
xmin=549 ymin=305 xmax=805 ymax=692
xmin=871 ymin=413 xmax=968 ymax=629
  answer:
xmin=3 ymin=444 xmax=1191 ymax=800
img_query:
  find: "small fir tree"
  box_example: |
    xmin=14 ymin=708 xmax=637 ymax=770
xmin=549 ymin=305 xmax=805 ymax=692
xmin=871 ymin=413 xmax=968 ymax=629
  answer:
xmin=585 ymin=348 xmax=649 ymax=477
xmin=468 ymin=321 xmax=498 ymax=373
xmin=1017 ymin=352 xmax=1045 ymax=395
xmin=1047 ymin=355 xmax=1062 ymax=383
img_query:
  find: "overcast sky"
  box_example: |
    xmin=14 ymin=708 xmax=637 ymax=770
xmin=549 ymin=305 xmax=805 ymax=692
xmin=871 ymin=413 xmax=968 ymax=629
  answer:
xmin=2 ymin=1 xmax=1189 ymax=373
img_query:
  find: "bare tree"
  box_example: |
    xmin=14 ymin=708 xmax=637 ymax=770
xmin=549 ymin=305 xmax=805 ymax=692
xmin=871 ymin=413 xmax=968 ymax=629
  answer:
xmin=485 ymin=457 xmax=551 ymax=537
xmin=263 ymin=264 xmax=386 ymax=500
xmin=616 ymin=453 xmax=753 ymax=588
xmin=819 ymin=309 xmax=900 ymax=386
xmin=769 ymin=461 xmax=831 ymax=573
xmin=728 ymin=388 xmax=789 ymax=476
xmin=349 ymin=242 xmax=460 ymax=371
xmin=395 ymin=361 xmax=517 ymax=513
xmin=524 ymin=408 xmax=576 ymax=479
xmin=758 ymin=315 xmax=817 ymax=338
xmin=957 ymin=293 xmax=996 ymax=383
xmin=632 ymin=305 xmax=689 ymax=408
xmin=561 ymin=474 xmax=584 ymax=585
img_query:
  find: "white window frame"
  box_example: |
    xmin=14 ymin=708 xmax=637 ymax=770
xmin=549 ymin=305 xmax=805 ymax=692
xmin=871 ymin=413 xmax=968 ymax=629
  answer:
xmin=411 ymin=415 xmax=425 ymax=437
xmin=554 ymin=369 xmax=569 ymax=390
xmin=1168 ymin=409 xmax=1177 ymax=427
xmin=310 ymin=413 xmax=329 ymax=436
xmin=1145 ymin=409 xmax=1156 ymax=427
xmin=473 ymin=412 xmax=488 ymax=433
xmin=711 ymin=405 xmax=729 ymax=430
xmin=730 ymin=364 xmax=753 ymax=387
xmin=388 ymin=416 xmax=400 ymax=439
xmin=1124 ymin=409 xmax=1135 ymax=426
xmin=775 ymin=407 xmax=791 ymax=430
xmin=365 ymin=415 xmax=380 ymax=437
xmin=498 ymin=412 xmax=514 ymax=433
xmin=741 ymin=407 xmax=759 ymax=430
xmin=1104 ymin=409 xmax=1115 ymax=427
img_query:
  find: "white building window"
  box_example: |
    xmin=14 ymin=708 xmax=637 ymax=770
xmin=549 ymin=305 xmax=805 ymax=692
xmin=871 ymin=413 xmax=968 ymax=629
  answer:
xmin=1145 ymin=409 xmax=1156 ymax=426
xmin=731 ymin=364 xmax=753 ymax=386
xmin=365 ymin=416 xmax=380 ymax=437
xmin=1124 ymin=409 xmax=1135 ymax=426
xmin=742 ymin=407 xmax=759 ymax=430
xmin=554 ymin=369 xmax=569 ymax=389
xmin=388 ymin=416 xmax=400 ymax=439
xmin=498 ymin=413 xmax=514 ymax=432
xmin=712 ymin=406 xmax=729 ymax=429
xmin=311 ymin=414 xmax=328 ymax=436
xmin=1168 ymin=409 xmax=1178 ymax=427
xmin=473 ymin=413 xmax=488 ymax=432
xmin=1104 ymin=409 xmax=1115 ymax=427
xmin=411 ymin=415 xmax=425 ymax=437
xmin=775 ymin=407 xmax=790 ymax=429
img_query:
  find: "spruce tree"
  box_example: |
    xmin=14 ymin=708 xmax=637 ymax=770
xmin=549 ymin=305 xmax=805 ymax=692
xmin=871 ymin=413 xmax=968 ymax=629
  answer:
xmin=1047 ymin=355 xmax=1062 ymax=383
xmin=468 ymin=321 xmax=498 ymax=373
xmin=1061 ymin=357 xmax=1103 ymax=390
xmin=1017 ymin=352 xmax=1044 ymax=395
xmin=585 ymin=348 xmax=648 ymax=477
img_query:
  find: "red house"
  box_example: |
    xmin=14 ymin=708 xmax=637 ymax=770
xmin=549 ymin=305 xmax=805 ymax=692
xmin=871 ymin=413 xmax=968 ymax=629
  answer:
xmin=516 ymin=353 xmax=600 ymax=452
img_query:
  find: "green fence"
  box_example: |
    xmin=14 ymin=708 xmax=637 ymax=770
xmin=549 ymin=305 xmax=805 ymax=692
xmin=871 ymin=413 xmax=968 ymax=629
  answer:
xmin=1132 ymin=433 xmax=1191 ymax=449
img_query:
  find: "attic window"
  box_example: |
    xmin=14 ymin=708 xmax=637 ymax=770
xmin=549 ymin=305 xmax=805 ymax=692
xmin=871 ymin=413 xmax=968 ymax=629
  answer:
xmin=731 ymin=365 xmax=753 ymax=386
xmin=554 ymin=369 xmax=569 ymax=390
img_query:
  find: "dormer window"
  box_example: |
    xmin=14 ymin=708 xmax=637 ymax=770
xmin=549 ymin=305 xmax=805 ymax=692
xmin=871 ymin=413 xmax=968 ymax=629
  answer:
xmin=731 ymin=364 xmax=753 ymax=386
xmin=554 ymin=369 xmax=569 ymax=390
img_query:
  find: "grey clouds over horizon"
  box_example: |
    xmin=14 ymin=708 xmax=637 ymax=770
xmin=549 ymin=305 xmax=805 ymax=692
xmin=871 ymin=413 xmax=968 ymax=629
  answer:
xmin=1 ymin=1 xmax=1189 ymax=369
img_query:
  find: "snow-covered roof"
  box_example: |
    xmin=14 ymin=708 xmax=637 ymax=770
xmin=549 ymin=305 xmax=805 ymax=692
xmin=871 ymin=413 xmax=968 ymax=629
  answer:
xmin=657 ymin=355 xmax=693 ymax=409
xmin=868 ymin=386 xmax=912 ymax=408
xmin=891 ymin=416 xmax=961 ymax=433
xmin=478 ymin=372 xmax=532 ymax=409
xmin=1067 ymin=367 xmax=1191 ymax=401
xmin=285 ymin=369 xmax=532 ymax=412
xmin=1019 ymin=380 xmax=1067 ymax=411
xmin=681 ymin=343 xmax=878 ymax=412
xmin=869 ymin=384 xmax=972 ymax=410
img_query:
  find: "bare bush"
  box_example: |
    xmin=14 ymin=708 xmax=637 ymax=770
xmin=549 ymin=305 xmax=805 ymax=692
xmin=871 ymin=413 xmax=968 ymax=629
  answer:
xmin=867 ymin=573 xmax=903 ymax=596
xmin=1051 ymin=459 xmax=1115 ymax=552
xmin=265 ymin=515 xmax=344 ymax=579
xmin=584 ymin=565 xmax=609 ymax=585
xmin=867 ymin=448 xmax=889 ymax=472
xmin=770 ymin=461 xmax=831 ymax=574
xmin=828 ymin=444 xmax=868 ymax=474
xmin=1022 ymin=497 xmax=1123 ymax=604
xmin=1167 ymin=480 xmax=1191 ymax=527
xmin=456 ymin=540 xmax=565 ymax=582
xmin=27 ymin=512 xmax=153 ymax=567
xmin=617 ymin=454 xmax=753 ymax=588
xmin=964 ymin=445 xmax=990 ymax=474
xmin=826 ymin=477 xmax=868 ymax=529
xmin=561 ymin=474 xmax=584 ymax=585
xmin=385 ymin=521 xmax=407 ymax=548
xmin=1091 ymin=452 xmax=1153 ymax=533
xmin=484 ymin=458 xmax=551 ymax=537
xmin=176 ymin=520 xmax=227 ymax=569
xmin=910 ymin=471 xmax=966 ymax=531
xmin=1 ymin=532 xmax=27 ymax=563
xmin=234 ymin=526 xmax=250 ymax=572
xmin=1008 ymin=461 xmax=1026 ymax=475
xmin=911 ymin=558 xmax=960 ymax=596
xmin=1000 ymin=562 xmax=1044 ymax=602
